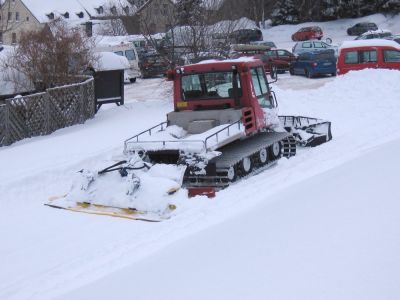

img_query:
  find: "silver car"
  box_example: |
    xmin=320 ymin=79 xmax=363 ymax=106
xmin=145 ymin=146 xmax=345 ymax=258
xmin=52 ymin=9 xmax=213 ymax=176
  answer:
xmin=292 ymin=40 xmax=338 ymax=56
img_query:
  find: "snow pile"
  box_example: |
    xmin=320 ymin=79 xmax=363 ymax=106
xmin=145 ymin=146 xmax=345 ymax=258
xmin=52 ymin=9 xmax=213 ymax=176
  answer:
xmin=92 ymin=51 xmax=130 ymax=71
xmin=56 ymin=136 xmax=400 ymax=300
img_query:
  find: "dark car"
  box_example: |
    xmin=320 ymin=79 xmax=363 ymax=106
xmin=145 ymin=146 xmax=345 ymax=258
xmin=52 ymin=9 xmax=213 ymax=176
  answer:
xmin=347 ymin=22 xmax=378 ymax=36
xmin=388 ymin=34 xmax=400 ymax=44
xmin=289 ymin=49 xmax=336 ymax=78
xmin=291 ymin=26 xmax=323 ymax=41
xmin=189 ymin=55 xmax=225 ymax=64
xmin=265 ymin=49 xmax=296 ymax=73
xmin=138 ymin=53 xmax=170 ymax=78
xmin=229 ymin=44 xmax=276 ymax=73
xmin=228 ymin=28 xmax=263 ymax=44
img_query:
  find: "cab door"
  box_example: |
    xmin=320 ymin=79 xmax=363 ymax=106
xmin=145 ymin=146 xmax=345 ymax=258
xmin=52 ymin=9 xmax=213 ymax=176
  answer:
xmin=249 ymin=66 xmax=279 ymax=129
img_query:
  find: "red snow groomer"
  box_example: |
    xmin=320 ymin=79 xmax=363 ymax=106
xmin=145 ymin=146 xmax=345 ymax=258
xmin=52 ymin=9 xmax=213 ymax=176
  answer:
xmin=47 ymin=58 xmax=331 ymax=221
xmin=124 ymin=58 xmax=332 ymax=196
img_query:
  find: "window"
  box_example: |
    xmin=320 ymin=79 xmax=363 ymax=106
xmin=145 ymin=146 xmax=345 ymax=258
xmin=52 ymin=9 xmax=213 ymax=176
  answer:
xmin=344 ymin=51 xmax=358 ymax=64
xmin=360 ymin=50 xmax=377 ymax=63
xmin=15 ymin=12 xmax=19 ymax=21
xmin=26 ymin=16 xmax=29 ymax=21
xmin=302 ymin=42 xmax=312 ymax=48
xmin=277 ymin=50 xmax=286 ymax=56
xmin=125 ymin=49 xmax=136 ymax=61
xmin=313 ymin=41 xmax=325 ymax=48
xmin=12 ymin=32 xmax=17 ymax=44
xmin=114 ymin=51 xmax=124 ymax=56
xmin=0 ymin=32 xmax=3 ymax=43
xmin=8 ymin=12 xmax=12 ymax=21
xmin=251 ymin=67 xmax=273 ymax=108
xmin=384 ymin=50 xmax=400 ymax=62
xmin=181 ymin=71 xmax=241 ymax=100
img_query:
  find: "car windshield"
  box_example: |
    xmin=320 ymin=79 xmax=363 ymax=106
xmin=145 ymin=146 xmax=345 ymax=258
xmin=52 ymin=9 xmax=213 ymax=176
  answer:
xmin=181 ymin=71 xmax=241 ymax=100
xmin=125 ymin=49 xmax=136 ymax=61
xmin=380 ymin=32 xmax=392 ymax=38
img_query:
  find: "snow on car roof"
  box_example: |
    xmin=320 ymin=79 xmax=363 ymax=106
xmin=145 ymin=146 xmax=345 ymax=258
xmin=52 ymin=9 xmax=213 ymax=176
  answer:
xmin=193 ymin=57 xmax=257 ymax=65
xmin=340 ymin=39 xmax=400 ymax=49
xmin=360 ymin=29 xmax=392 ymax=35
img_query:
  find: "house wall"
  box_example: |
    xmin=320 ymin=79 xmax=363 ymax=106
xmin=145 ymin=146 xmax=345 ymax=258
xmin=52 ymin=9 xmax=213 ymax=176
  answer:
xmin=0 ymin=0 xmax=43 ymax=45
xmin=135 ymin=0 xmax=175 ymax=34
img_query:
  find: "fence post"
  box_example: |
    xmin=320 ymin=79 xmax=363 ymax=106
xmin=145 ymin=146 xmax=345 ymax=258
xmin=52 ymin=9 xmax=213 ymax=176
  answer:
xmin=4 ymin=103 xmax=10 ymax=146
xmin=79 ymin=83 xmax=85 ymax=124
xmin=44 ymin=92 xmax=51 ymax=135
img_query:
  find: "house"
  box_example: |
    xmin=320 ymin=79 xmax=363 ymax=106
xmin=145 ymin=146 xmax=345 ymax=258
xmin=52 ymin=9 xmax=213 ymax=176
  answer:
xmin=0 ymin=0 xmax=177 ymax=43
xmin=0 ymin=0 xmax=91 ymax=45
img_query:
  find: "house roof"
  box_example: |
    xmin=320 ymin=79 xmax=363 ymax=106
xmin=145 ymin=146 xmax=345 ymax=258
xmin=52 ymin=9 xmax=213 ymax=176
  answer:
xmin=78 ymin=0 xmax=135 ymax=18
xmin=18 ymin=0 xmax=136 ymax=23
xmin=20 ymin=0 xmax=91 ymax=22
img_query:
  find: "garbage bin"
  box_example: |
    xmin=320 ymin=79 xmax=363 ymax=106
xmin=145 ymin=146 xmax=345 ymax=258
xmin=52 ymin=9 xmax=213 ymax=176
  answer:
xmin=88 ymin=51 xmax=129 ymax=112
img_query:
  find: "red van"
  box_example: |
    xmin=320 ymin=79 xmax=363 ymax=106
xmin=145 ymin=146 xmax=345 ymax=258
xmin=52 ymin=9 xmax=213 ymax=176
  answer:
xmin=337 ymin=40 xmax=400 ymax=75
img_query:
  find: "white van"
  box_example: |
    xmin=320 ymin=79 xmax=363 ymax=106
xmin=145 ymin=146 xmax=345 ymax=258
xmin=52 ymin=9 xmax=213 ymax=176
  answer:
xmin=95 ymin=41 xmax=141 ymax=83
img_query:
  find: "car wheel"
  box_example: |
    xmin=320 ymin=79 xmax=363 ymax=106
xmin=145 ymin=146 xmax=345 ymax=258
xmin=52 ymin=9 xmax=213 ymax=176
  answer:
xmin=317 ymin=37 xmax=322 ymax=40
xmin=130 ymin=77 xmax=137 ymax=83
xmin=289 ymin=68 xmax=294 ymax=75
xmin=331 ymin=72 xmax=337 ymax=77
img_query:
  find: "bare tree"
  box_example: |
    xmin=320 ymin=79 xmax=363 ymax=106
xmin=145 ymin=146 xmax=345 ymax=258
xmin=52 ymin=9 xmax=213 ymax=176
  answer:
xmin=0 ymin=19 xmax=96 ymax=92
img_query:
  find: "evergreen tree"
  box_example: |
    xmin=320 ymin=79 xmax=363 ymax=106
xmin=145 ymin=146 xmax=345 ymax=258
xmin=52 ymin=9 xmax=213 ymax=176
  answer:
xmin=271 ymin=0 xmax=299 ymax=25
xmin=321 ymin=0 xmax=340 ymax=19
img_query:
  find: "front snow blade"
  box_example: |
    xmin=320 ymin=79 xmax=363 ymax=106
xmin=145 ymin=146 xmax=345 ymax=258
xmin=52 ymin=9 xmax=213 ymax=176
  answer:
xmin=45 ymin=196 xmax=176 ymax=222
xmin=279 ymin=116 xmax=332 ymax=147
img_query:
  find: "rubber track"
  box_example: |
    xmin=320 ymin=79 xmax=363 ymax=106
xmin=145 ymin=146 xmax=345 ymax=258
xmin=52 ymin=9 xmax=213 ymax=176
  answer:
xmin=184 ymin=131 xmax=296 ymax=188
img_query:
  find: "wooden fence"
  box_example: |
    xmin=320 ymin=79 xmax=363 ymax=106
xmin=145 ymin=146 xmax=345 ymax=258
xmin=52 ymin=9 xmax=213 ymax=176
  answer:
xmin=0 ymin=76 xmax=95 ymax=146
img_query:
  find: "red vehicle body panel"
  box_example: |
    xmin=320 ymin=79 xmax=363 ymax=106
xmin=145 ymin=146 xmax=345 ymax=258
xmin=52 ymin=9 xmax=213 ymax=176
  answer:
xmin=337 ymin=45 xmax=400 ymax=75
xmin=266 ymin=49 xmax=296 ymax=71
xmin=292 ymin=27 xmax=323 ymax=42
xmin=172 ymin=60 xmax=272 ymax=133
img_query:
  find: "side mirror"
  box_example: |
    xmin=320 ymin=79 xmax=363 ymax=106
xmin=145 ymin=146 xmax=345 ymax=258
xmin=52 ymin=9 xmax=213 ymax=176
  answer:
xmin=326 ymin=37 xmax=332 ymax=44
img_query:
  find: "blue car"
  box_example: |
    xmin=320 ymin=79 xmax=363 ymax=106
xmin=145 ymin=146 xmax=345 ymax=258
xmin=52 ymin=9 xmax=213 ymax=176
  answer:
xmin=289 ymin=50 xmax=337 ymax=78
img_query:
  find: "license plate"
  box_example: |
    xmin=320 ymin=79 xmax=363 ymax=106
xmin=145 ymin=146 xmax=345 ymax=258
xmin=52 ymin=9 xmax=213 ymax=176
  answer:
xmin=323 ymin=62 xmax=332 ymax=66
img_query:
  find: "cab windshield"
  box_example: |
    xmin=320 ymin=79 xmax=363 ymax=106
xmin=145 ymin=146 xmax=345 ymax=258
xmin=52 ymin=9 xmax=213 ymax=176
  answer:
xmin=181 ymin=71 xmax=241 ymax=100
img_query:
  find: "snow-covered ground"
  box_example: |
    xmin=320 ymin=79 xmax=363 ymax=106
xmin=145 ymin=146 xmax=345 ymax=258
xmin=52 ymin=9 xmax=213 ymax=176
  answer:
xmin=1 ymin=14 xmax=400 ymax=300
